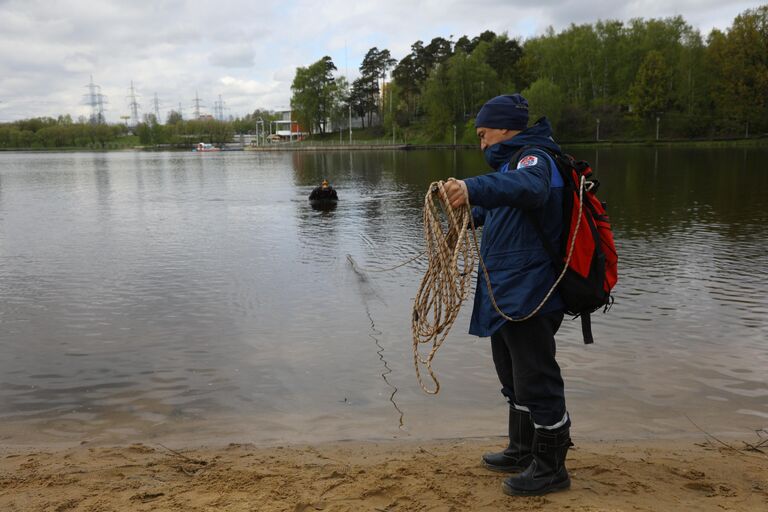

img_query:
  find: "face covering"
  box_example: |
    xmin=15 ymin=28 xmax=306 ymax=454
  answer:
xmin=483 ymin=143 xmax=515 ymax=170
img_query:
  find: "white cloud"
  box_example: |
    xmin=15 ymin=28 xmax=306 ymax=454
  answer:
xmin=220 ymin=76 xmax=275 ymax=94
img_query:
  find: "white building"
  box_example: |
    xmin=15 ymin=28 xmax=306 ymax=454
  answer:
xmin=271 ymin=108 xmax=380 ymax=139
xmin=271 ymin=109 xmax=304 ymax=141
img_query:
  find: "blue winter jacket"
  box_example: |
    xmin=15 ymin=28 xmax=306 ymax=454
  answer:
xmin=463 ymin=118 xmax=565 ymax=337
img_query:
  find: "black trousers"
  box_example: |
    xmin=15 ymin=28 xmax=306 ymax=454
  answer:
xmin=490 ymin=311 xmax=567 ymax=428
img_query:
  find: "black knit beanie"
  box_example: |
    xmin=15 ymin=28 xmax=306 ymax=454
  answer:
xmin=474 ymin=94 xmax=529 ymax=130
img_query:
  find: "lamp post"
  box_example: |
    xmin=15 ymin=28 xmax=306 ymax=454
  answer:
xmin=656 ymin=116 xmax=660 ymax=141
xmin=596 ymin=118 xmax=600 ymax=141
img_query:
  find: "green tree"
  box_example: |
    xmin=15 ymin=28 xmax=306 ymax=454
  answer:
xmin=329 ymin=76 xmax=350 ymax=134
xmin=290 ymin=56 xmax=339 ymax=135
xmin=391 ymin=37 xmax=453 ymax=123
xmin=708 ymin=6 xmax=768 ymax=132
xmin=447 ymin=42 xmax=500 ymax=119
xmin=485 ymin=34 xmax=523 ymax=85
xmin=454 ymin=35 xmax=474 ymax=55
xmin=382 ymin=80 xmax=404 ymax=136
xmin=136 ymin=114 xmax=166 ymax=145
xmin=630 ymin=50 xmax=672 ymax=118
xmin=392 ymin=52 xmax=422 ymax=121
xmin=167 ymin=110 xmax=183 ymax=124
xmin=594 ymin=20 xmax=626 ymax=103
xmin=422 ymin=63 xmax=453 ymax=141
xmin=208 ymin=120 xmax=234 ymax=145
xmin=358 ymin=47 xmax=397 ymax=126
xmin=522 ymin=78 xmax=566 ymax=128
xmin=421 ymin=37 xmax=453 ymax=70
xmin=350 ymin=76 xmax=376 ymax=128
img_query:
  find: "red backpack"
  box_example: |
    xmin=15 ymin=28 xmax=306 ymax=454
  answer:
xmin=527 ymin=149 xmax=618 ymax=344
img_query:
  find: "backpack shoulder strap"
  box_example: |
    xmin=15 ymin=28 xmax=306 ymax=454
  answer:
xmin=580 ymin=313 xmax=595 ymax=345
xmin=507 ymin=146 xmax=530 ymax=170
xmin=522 ymin=147 xmax=565 ymax=267
xmin=523 ymin=148 xmax=597 ymax=345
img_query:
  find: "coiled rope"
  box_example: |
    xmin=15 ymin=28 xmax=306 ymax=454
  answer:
xmin=412 ymin=177 xmax=586 ymax=394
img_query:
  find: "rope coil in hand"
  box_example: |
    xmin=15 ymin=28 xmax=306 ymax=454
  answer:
xmin=412 ymin=177 xmax=586 ymax=394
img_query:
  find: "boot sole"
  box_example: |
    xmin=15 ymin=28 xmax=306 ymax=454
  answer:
xmin=481 ymin=459 xmax=527 ymax=473
xmin=501 ymin=477 xmax=571 ymax=496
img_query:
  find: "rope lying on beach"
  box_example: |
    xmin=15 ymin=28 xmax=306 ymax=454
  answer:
xmin=412 ymin=178 xmax=586 ymax=394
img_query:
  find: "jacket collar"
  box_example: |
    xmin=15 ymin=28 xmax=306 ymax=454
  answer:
xmin=483 ymin=117 xmax=561 ymax=170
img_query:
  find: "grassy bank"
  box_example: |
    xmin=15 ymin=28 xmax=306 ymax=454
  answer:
xmin=0 ymin=135 xmax=141 ymax=152
xmin=562 ymin=135 xmax=768 ymax=150
xmin=297 ymin=123 xmax=768 ymax=150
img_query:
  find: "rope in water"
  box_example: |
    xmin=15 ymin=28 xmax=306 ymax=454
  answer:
xmin=412 ymin=177 xmax=586 ymax=394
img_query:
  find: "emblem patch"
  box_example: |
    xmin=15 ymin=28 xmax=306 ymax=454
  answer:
xmin=517 ymin=155 xmax=538 ymax=168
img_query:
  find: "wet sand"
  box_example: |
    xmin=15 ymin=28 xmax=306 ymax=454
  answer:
xmin=2 ymin=436 xmax=766 ymax=511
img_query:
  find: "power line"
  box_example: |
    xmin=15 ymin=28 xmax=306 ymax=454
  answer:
xmin=192 ymin=90 xmax=204 ymax=119
xmin=153 ymin=92 xmax=161 ymax=121
xmin=127 ymin=80 xmax=140 ymax=127
xmin=83 ymin=75 xmax=107 ymax=124
xmin=213 ymin=94 xmax=227 ymax=121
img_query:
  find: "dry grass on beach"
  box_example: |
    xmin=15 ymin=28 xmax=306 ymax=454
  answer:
xmin=1 ymin=437 xmax=766 ymax=511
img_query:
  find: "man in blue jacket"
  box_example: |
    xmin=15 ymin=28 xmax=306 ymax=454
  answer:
xmin=443 ymin=94 xmax=571 ymax=496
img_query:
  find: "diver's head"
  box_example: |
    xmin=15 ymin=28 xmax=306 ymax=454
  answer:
xmin=321 ymin=179 xmax=329 ymax=188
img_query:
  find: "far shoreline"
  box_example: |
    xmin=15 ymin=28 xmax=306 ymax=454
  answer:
xmin=1 ymin=135 xmax=767 ymax=153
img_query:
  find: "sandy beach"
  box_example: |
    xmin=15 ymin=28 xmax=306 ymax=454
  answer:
xmin=2 ymin=435 xmax=766 ymax=512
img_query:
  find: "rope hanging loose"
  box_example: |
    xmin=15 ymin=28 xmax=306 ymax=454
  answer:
xmin=412 ymin=177 xmax=586 ymax=394
xmin=411 ymin=180 xmax=476 ymax=395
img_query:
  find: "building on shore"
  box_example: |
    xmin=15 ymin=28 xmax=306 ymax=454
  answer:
xmin=271 ymin=109 xmax=304 ymax=142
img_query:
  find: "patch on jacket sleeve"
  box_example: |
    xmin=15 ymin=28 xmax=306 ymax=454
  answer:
xmin=516 ymin=155 xmax=538 ymax=168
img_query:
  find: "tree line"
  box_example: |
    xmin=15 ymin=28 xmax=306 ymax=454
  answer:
xmin=135 ymin=109 xmax=283 ymax=146
xmin=0 ymin=115 xmax=131 ymax=149
xmin=290 ymin=5 xmax=768 ymax=142
xmin=0 ymin=109 xmax=284 ymax=149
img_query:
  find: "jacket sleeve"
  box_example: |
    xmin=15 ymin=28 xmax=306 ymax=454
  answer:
xmin=471 ymin=206 xmax=486 ymax=227
xmin=463 ymin=150 xmax=552 ymax=210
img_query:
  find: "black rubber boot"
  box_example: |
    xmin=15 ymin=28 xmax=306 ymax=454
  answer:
xmin=501 ymin=424 xmax=571 ymax=495
xmin=481 ymin=407 xmax=534 ymax=472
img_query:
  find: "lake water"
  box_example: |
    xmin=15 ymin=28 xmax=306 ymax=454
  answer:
xmin=0 ymin=147 xmax=766 ymax=447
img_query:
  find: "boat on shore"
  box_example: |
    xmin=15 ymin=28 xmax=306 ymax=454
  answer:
xmin=193 ymin=142 xmax=221 ymax=152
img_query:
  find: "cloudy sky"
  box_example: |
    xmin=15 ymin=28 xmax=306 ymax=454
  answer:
xmin=0 ymin=0 xmax=762 ymax=123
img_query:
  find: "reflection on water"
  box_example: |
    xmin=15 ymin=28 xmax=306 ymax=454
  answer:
xmin=0 ymin=147 xmax=766 ymax=446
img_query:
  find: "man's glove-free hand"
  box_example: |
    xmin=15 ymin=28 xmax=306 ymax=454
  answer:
xmin=444 ymin=178 xmax=468 ymax=210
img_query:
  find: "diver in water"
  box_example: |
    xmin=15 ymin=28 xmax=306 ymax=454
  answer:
xmin=309 ymin=179 xmax=338 ymax=201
